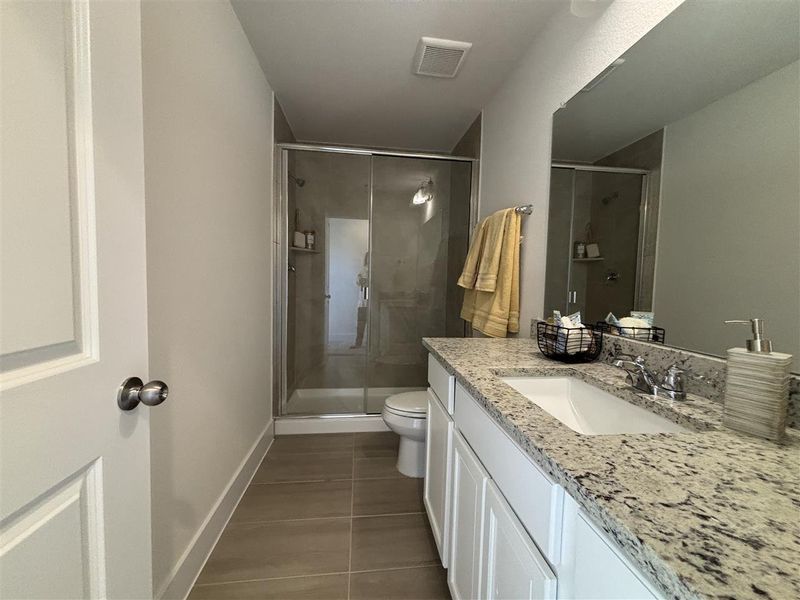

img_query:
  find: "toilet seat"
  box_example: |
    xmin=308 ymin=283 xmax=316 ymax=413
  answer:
xmin=383 ymin=391 xmax=427 ymax=419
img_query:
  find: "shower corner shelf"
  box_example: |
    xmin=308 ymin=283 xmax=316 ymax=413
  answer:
xmin=290 ymin=246 xmax=320 ymax=254
xmin=572 ymin=257 xmax=604 ymax=262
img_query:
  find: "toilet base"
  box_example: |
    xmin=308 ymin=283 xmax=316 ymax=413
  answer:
xmin=397 ymin=436 xmax=425 ymax=478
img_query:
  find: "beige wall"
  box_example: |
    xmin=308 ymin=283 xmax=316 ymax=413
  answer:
xmin=655 ymin=61 xmax=800 ymax=367
xmin=274 ymin=98 xmax=296 ymax=144
xmin=451 ymin=114 xmax=482 ymax=158
xmin=479 ymin=0 xmax=684 ymax=333
xmin=141 ymin=1 xmax=274 ymax=595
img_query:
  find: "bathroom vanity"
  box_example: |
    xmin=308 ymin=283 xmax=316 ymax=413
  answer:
xmin=422 ymin=337 xmax=799 ymax=600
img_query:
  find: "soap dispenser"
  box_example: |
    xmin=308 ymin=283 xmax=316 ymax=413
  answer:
xmin=722 ymin=318 xmax=792 ymax=441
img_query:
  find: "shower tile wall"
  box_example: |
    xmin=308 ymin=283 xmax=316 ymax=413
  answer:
xmin=543 ymin=168 xmax=573 ymax=315
xmin=568 ymin=172 xmax=593 ymax=318
xmin=582 ymin=172 xmax=643 ymax=323
xmin=595 ymin=129 xmax=664 ymax=311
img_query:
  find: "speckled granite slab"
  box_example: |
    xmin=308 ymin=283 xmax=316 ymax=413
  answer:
xmin=532 ymin=321 xmax=799 ymax=429
xmin=423 ymin=337 xmax=800 ymax=600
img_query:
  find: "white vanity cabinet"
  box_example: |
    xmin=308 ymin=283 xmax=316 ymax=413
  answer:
xmin=424 ymin=388 xmax=453 ymax=566
xmin=481 ymin=480 xmax=558 ymax=600
xmin=424 ymin=353 xmax=664 ymax=600
xmin=448 ymin=431 xmax=489 ymax=600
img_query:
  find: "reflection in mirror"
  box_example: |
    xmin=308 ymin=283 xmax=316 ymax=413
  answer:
xmin=545 ymin=0 xmax=800 ymax=371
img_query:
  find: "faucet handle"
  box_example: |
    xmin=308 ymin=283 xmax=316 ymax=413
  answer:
xmin=612 ymin=350 xmax=644 ymax=363
xmin=660 ymin=363 xmax=686 ymax=393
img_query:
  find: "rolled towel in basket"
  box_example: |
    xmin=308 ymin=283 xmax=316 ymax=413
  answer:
xmin=556 ymin=316 xmax=592 ymax=354
xmin=617 ymin=316 xmax=651 ymax=340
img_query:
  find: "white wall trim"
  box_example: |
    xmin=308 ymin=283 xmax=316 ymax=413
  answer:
xmin=276 ymin=415 xmax=389 ymax=435
xmin=155 ymin=419 xmax=275 ymax=600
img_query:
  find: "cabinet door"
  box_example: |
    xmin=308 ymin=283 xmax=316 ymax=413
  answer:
xmin=482 ymin=481 xmax=557 ymax=600
xmin=449 ymin=432 xmax=489 ymax=600
xmin=559 ymin=495 xmax=659 ymax=600
xmin=424 ymin=389 xmax=453 ymax=567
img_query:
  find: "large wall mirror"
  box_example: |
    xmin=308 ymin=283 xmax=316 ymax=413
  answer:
xmin=545 ymin=0 xmax=799 ymax=372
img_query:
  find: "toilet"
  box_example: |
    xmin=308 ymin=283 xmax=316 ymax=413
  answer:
xmin=381 ymin=391 xmax=428 ymax=478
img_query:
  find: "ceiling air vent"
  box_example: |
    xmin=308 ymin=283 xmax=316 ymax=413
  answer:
xmin=414 ymin=37 xmax=472 ymax=78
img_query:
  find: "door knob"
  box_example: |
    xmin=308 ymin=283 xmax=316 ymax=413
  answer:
xmin=117 ymin=377 xmax=169 ymax=411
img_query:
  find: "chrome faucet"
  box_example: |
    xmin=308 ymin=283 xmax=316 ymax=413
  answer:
xmin=611 ymin=353 xmax=687 ymax=401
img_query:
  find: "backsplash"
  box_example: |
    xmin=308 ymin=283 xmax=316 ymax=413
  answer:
xmin=530 ymin=321 xmax=799 ymax=429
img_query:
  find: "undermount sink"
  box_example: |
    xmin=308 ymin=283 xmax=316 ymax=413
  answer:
xmin=500 ymin=376 xmax=689 ymax=435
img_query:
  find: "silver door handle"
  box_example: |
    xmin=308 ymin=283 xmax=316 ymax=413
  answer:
xmin=118 ymin=377 xmax=169 ymax=411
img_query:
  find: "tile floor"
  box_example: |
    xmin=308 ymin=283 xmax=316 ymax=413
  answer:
xmin=189 ymin=432 xmax=451 ymax=600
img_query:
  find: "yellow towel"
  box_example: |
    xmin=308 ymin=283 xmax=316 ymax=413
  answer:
xmin=456 ymin=209 xmax=509 ymax=292
xmin=459 ymin=209 xmax=521 ymax=337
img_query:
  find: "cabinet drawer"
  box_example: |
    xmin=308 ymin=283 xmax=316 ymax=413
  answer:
xmin=454 ymin=382 xmax=563 ymax=565
xmin=428 ymin=353 xmax=455 ymax=414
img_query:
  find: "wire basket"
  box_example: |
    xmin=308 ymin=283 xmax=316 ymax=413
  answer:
xmin=595 ymin=322 xmax=666 ymax=343
xmin=536 ymin=322 xmax=603 ymax=363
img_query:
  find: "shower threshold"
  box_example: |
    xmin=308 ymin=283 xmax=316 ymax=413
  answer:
xmin=285 ymin=386 xmax=426 ymax=416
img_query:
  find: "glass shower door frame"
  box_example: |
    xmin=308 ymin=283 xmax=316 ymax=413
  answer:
xmin=276 ymin=144 xmax=478 ymax=419
xmin=550 ymin=162 xmax=651 ymax=316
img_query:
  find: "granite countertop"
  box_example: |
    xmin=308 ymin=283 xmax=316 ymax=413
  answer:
xmin=422 ymin=337 xmax=800 ymax=600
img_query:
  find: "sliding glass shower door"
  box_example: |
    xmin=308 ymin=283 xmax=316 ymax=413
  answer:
xmin=365 ymin=156 xmax=472 ymax=412
xmin=284 ymin=150 xmax=371 ymax=415
xmin=281 ymin=148 xmax=473 ymax=417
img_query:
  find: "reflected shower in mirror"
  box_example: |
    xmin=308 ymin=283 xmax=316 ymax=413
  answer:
xmin=545 ymin=0 xmax=800 ymax=371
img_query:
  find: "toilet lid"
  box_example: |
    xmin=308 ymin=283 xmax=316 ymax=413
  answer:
xmin=384 ymin=391 xmax=428 ymax=418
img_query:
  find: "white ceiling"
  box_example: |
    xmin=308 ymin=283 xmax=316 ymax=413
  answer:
xmin=232 ymin=0 xmax=562 ymax=152
xmin=552 ymin=0 xmax=800 ymax=163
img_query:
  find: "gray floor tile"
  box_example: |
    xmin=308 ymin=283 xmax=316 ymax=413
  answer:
xmin=350 ymin=566 xmax=451 ymax=600
xmin=351 ymin=514 xmax=440 ymax=572
xmin=354 ymin=455 xmax=405 ymax=480
xmin=353 ymin=477 xmax=424 ymax=516
xmin=354 ymin=431 xmax=400 ymax=458
xmin=270 ymin=433 xmax=354 ymax=455
xmin=252 ymin=451 xmax=353 ymax=483
xmin=189 ymin=574 xmax=349 ymax=600
xmin=197 ymin=519 xmax=350 ymax=584
xmin=232 ymin=480 xmax=352 ymax=523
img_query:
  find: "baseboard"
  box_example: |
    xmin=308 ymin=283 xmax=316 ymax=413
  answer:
xmin=275 ymin=415 xmax=389 ymax=435
xmin=156 ymin=419 xmax=275 ymax=600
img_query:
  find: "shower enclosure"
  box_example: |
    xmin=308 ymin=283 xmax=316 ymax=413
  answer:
xmin=544 ymin=164 xmax=652 ymax=323
xmin=276 ymin=145 xmax=475 ymax=417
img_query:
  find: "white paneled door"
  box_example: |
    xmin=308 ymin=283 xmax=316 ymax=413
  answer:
xmin=1 ymin=1 xmax=154 ymax=598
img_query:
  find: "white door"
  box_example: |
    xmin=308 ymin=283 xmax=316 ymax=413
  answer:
xmin=481 ymin=481 xmax=557 ymax=600
xmin=1 ymin=1 xmax=155 ymax=598
xmin=423 ymin=388 xmax=452 ymax=567
xmin=448 ymin=432 xmax=488 ymax=600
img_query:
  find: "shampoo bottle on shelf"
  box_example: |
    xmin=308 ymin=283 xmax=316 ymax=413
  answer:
xmin=722 ymin=318 xmax=792 ymax=442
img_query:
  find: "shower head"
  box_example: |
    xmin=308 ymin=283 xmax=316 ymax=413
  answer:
xmin=288 ymin=173 xmax=306 ymax=188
